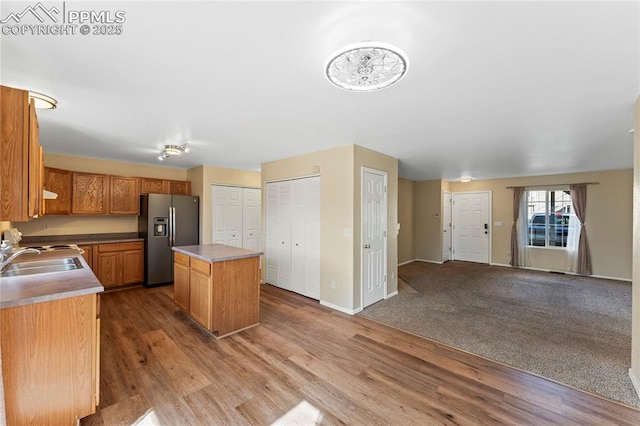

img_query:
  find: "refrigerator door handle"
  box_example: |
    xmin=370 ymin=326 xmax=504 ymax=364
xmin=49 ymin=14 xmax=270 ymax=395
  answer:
xmin=168 ymin=207 xmax=173 ymax=246
xmin=171 ymin=207 xmax=177 ymax=246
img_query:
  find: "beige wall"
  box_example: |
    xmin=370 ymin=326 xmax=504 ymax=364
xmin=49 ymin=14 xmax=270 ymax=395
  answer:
xmin=186 ymin=165 xmax=260 ymax=244
xmin=415 ymin=179 xmax=444 ymax=262
xmin=353 ymin=145 xmax=399 ymax=304
xmin=261 ymin=144 xmax=398 ymax=312
xmin=447 ymin=169 xmax=633 ymax=279
xmin=261 ymin=144 xmax=355 ymax=310
xmin=398 ymin=178 xmax=415 ymax=264
xmin=631 ymin=96 xmax=640 ymax=396
xmin=44 ymin=153 xmax=187 ymax=180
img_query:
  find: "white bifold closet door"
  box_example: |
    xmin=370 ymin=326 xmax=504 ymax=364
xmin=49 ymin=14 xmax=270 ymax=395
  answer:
xmin=211 ymin=185 xmax=261 ymax=250
xmin=265 ymin=176 xmax=320 ymax=300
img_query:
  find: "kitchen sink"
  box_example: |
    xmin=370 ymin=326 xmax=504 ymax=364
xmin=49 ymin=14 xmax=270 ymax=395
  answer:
xmin=1 ymin=257 xmax=83 ymax=278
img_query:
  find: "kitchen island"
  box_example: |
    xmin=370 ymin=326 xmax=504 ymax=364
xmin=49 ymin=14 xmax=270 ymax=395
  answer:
xmin=172 ymin=244 xmax=262 ymax=338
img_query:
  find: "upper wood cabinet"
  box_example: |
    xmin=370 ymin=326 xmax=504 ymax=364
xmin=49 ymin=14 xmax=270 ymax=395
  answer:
xmin=44 ymin=167 xmax=191 ymax=215
xmin=109 ymin=175 xmax=140 ymax=215
xmin=72 ymin=172 xmax=109 ymax=214
xmin=0 ymin=85 xmax=43 ymax=221
xmin=140 ymin=177 xmax=191 ymax=196
xmin=166 ymin=180 xmax=191 ymax=196
xmin=140 ymin=178 xmax=164 ymax=195
xmin=44 ymin=167 xmax=72 ymax=214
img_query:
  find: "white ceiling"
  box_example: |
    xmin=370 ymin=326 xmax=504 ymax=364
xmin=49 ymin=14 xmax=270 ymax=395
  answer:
xmin=1 ymin=1 xmax=638 ymax=181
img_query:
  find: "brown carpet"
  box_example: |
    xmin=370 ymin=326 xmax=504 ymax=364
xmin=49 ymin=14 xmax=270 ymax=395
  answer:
xmin=360 ymin=261 xmax=639 ymax=407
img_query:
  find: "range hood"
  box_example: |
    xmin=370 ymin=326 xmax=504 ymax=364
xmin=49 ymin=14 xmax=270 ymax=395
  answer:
xmin=43 ymin=189 xmax=58 ymax=199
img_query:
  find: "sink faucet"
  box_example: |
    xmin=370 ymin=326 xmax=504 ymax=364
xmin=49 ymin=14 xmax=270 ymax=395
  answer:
xmin=1 ymin=241 xmax=41 ymax=273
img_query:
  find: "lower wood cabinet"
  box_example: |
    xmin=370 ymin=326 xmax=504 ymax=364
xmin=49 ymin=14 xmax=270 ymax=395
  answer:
xmin=189 ymin=259 xmax=212 ymax=329
xmin=173 ymin=252 xmax=190 ymax=312
xmin=94 ymin=242 xmax=143 ymax=288
xmin=78 ymin=244 xmax=93 ymax=269
xmin=0 ymin=293 xmax=100 ymax=424
xmin=173 ymin=251 xmax=260 ymax=338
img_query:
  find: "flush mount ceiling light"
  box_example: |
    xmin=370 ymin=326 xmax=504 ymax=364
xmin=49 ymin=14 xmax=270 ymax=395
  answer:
xmin=158 ymin=143 xmax=190 ymax=161
xmin=325 ymin=41 xmax=409 ymax=92
xmin=459 ymin=176 xmax=473 ymax=183
xmin=29 ymin=91 xmax=57 ymax=109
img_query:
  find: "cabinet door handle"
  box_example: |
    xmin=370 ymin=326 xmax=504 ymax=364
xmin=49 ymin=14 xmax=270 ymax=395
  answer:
xmin=364 ymin=244 xmax=371 ymax=249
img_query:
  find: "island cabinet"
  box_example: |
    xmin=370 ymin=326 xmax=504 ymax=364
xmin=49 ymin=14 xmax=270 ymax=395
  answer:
xmin=172 ymin=244 xmax=262 ymax=338
xmin=173 ymin=252 xmax=191 ymax=312
xmin=1 ymin=293 xmax=100 ymax=425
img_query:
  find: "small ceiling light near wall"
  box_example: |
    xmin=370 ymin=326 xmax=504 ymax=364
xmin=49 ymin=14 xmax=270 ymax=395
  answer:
xmin=158 ymin=143 xmax=190 ymax=161
xmin=459 ymin=176 xmax=473 ymax=183
xmin=29 ymin=91 xmax=57 ymax=109
xmin=325 ymin=42 xmax=409 ymax=92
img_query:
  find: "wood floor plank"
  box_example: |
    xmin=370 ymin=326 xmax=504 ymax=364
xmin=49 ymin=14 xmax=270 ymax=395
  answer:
xmin=81 ymin=283 xmax=640 ymax=425
xmin=141 ymin=329 xmax=211 ymax=396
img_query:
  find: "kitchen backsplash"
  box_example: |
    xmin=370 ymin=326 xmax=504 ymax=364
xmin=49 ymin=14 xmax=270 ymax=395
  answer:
xmin=12 ymin=215 xmax=138 ymax=237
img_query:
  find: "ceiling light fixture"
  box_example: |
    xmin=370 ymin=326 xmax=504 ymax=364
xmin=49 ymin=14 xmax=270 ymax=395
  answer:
xmin=459 ymin=176 xmax=473 ymax=183
xmin=158 ymin=143 xmax=190 ymax=161
xmin=29 ymin=91 xmax=57 ymax=109
xmin=325 ymin=41 xmax=409 ymax=92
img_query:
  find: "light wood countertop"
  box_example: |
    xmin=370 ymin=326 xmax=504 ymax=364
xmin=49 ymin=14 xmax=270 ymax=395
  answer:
xmin=172 ymin=244 xmax=263 ymax=263
xmin=0 ymin=249 xmax=104 ymax=309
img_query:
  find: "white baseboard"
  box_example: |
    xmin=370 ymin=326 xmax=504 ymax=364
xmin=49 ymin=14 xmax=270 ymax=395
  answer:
xmin=489 ymin=263 xmax=632 ymax=282
xmin=398 ymin=259 xmax=415 ymax=266
xmin=629 ymin=369 xmax=640 ymax=399
xmin=385 ymin=291 xmax=398 ymax=299
xmin=590 ymin=273 xmax=632 ymax=282
xmin=320 ymin=300 xmax=361 ymax=315
xmin=415 ymin=258 xmax=443 ymax=265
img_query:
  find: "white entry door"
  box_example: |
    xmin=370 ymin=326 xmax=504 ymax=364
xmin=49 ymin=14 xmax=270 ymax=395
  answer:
xmin=443 ymin=191 xmax=452 ymax=262
xmin=362 ymin=168 xmax=387 ymax=308
xmin=452 ymin=191 xmax=491 ymax=263
xmin=211 ymin=186 xmax=243 ymax=247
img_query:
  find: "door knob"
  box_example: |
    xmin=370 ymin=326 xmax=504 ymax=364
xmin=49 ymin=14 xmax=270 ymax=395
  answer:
xmin=364 ymin=244 xmax=371 ymax=249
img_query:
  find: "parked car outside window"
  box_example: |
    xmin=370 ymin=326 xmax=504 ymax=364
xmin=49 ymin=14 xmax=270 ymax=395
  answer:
xmin=527 ymin=213 xmax=570 ymax=247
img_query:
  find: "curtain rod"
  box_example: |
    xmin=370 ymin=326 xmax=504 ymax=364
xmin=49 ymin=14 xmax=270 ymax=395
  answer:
xmin=506 ymin=182 xmax=599 ymax=189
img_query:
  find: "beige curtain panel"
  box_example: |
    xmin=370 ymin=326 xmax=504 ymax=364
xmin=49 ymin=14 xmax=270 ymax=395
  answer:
xmin=570 ymin=184 xmax=592 ymax=275
xmin=510 ymin=186 xmax=525 ymax=267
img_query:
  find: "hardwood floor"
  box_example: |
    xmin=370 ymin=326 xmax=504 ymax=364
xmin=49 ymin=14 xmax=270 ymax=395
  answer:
xmin=82 ymin=284 xmax=640 ymax=425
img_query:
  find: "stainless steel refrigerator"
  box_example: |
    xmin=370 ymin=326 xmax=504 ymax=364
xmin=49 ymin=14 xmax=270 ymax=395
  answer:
xmin=139 ymin=194 xmax=199 ymax=287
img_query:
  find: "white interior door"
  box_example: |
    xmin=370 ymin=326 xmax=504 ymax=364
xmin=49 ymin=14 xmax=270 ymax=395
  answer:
xmin=242 ymin=188 xmax=262 ymax=251
xmin=291 ymin=177 xmax=321 ymax=299
xmin=362 ymin=169 xmax=387 ymax=308
xmin=452 ymin=191 xmax=491 ymax=263
xmin=265 ymin=183 xmax=279 ymax=285
xmin=443 ymin=191 xmax=452 ymax=262
xmin=276 ymin=181 xmax=293 ymax=290
xmin=211 ymin=185 xmax=243 ymax=247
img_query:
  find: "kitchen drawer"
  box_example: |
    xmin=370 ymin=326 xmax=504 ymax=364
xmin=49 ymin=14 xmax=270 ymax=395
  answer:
xmin=174 ymin=252 xmax=190 ymax=267
xmin=97 ymin=242 xmax=143 ymax=253
xmin=190 ymin=257 xmax=211 ymax=276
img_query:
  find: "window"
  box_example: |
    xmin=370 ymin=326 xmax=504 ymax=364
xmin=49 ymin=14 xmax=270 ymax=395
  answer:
xmin=526 ymin=189 xmax=573 ymax=248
